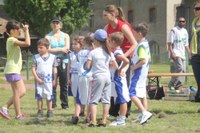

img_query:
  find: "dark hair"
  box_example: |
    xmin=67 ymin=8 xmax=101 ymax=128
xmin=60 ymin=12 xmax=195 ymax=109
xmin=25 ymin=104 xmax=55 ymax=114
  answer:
xmin=83 ymin=36 xmax=94 ymax=47
xmin=37 ymin=38 xmax=50 ymax=49
xmin=95 ymin=38 xmax=111 ymax=56
xmin=134 ymin=23 xmax=149 ymax=37
xmin=6 ymin=20 xmax=20 ymax=34
xmin=104 ymin=5 xmax=126 ymax=22
xmin=73 ymin=35 xmax=84 ymax=46
xmin=109 ymin=32 xmax=124 ymax=46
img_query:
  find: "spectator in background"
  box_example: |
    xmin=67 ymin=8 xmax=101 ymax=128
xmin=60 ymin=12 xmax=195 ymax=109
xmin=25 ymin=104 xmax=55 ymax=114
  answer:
xmin=45 ymin=17 xmax=70 ymax=109
xmin=168 ymin=17 xmax=191 ymax=91
xmin=190 ymin=0 xmax=200 ymax=102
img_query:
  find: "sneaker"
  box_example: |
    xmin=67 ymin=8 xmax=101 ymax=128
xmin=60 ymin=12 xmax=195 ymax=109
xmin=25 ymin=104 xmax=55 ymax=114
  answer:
xmin=36 ymin=110 xmax=43 ymax=118
xmin=0 ymin=107 xmax=10 ymax=120
xmin=132 ymin=113 xmax=142 ymax=123
xmin=140 ymin=111 xmax=152 ymax=124
xmin=47 ymin=110 xmax=54 ymax=118
xmin=97 ymin=119 xmax=106 ymax=127
xmin=79 ymin=111 xmax=85 ymax=117
xmin=109 ymin=116 xmax=126 ymax=126
xmin=52 ymin=104 xmax=57 ymax=109
xmin=85 ymin=117 xmax=90 ymax=123
xmin=88 ymin=121 xmax=96 ymax=127
xmin=71 ymin=116 xmax=79 ymax=124
xmin=15 ymin=114 xmax=28 ymax=120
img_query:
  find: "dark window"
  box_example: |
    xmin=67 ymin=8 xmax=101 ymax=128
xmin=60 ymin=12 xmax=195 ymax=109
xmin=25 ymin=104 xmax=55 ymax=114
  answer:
xmin=128 ymin=10 xmax=134 ymax=24
xmin=89 ymin=15 xmax=94 ymax=28
xmin=149 ymin=7 xmax=156 ymax=23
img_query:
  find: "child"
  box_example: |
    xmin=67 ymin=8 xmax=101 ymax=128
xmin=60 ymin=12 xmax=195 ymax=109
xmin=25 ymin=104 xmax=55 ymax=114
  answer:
xmin=32 ymin=38 xmax=58 ymax=118
xmin=85 ymin=29 xmax=118 ymax=127
xmin=71 ymin=36 xmax=94 ymax=124
xmin=108 ymin=32 xmax=130 ymax=126
xmin=129 ymin=23 xmax=152 ymax=124
xmin=0 ymin=20 xmax=30 ymax=120
xmin=67 ymin=36 xmax=82 ymax=104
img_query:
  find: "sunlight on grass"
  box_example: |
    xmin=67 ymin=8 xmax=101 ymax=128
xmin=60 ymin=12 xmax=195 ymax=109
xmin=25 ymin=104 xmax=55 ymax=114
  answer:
xmin=0 ymin=64 xmax=200 ymax=133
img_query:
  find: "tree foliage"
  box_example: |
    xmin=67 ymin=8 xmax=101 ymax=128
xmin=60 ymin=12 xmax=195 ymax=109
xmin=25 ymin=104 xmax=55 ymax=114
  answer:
xmin=3 ymin=0 xmax=92 ymax=36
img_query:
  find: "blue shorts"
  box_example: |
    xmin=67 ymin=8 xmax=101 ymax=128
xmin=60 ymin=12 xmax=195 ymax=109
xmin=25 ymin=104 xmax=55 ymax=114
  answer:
xmin=5 ymin=74 xmax=22 ymax=82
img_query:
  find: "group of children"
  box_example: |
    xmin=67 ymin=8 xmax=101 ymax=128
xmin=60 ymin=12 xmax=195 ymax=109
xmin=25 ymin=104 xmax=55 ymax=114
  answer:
xmin=0 ymin=20 xmax=152 ymax=127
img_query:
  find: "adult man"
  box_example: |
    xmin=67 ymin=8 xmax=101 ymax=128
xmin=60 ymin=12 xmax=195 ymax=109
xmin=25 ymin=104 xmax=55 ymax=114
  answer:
xmin=168 ymin=17 xmax=191 ymax=90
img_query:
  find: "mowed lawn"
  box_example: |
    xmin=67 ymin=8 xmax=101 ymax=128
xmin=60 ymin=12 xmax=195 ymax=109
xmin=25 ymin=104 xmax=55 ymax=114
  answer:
xmin=0 ymin=64 xmax=200 ymax=133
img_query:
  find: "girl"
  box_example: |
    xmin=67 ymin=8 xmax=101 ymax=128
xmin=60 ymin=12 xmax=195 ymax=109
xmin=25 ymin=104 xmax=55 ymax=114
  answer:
xmin=86 ymin=29 xmax=118 ymax=127
xmin=71 ymin=36 xmax=94 ymax=124
xmin=0 ymin=20 xmax=30 ymax=120
xmin=67 ymin=36 xmax=82 ymax=105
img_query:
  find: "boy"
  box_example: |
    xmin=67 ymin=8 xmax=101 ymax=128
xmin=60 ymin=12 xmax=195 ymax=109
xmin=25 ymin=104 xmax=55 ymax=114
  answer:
xmin=108 ymin=32 xmax=130 ymax=126
xmin=32 ymin=38 xmax=58 ymax=118
xmin=129 ymin=23 xmax=152 ymax=124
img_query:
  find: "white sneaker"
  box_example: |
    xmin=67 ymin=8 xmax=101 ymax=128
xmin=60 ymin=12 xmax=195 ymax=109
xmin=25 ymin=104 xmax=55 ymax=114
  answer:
xmin=140 ymin=111 xmax=152 ymax=124
xmin=109 ymin=116 xmax=126 ymax=126
xmin=132 ymin=113 xmax=142 ymax=123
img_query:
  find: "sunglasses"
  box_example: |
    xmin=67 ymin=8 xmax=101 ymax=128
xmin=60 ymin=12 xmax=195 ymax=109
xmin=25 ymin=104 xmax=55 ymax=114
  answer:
xmin=179 ymin=20 xmax=185 ymax=23
xmin=194 ymin=7 xmax=200 ymax=11
xmin=52 ymin=21 xmax=60 ymax=25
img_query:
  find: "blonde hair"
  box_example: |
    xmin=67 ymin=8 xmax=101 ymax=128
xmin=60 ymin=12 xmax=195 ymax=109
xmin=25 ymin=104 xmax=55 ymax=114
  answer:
xmin=104 ymin=5 xmax=126 ymax=22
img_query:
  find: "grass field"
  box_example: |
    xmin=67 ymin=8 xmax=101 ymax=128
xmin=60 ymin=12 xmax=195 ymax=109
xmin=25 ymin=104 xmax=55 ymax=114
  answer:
xmin=0 ymin=64 xmax=200 ymax=133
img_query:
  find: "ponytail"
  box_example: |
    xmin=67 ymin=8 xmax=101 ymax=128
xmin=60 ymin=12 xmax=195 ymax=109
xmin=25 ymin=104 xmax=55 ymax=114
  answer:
xmin=117 ymin=7 xmax=126 ymax=22
xmin=101 ymin=39 xmax=111 ymax=56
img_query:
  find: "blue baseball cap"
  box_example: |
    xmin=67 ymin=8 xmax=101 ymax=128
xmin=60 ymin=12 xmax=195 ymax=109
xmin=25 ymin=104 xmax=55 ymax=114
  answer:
xmin=93 ymin=29 xmax=107 ymax=42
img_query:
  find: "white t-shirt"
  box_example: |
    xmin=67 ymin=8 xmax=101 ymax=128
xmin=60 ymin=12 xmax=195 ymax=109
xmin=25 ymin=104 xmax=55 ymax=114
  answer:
xmin=88 ymin=47 xmax=115 ymax=76
xmin=168 ymin=26 xmax=189 ymax=59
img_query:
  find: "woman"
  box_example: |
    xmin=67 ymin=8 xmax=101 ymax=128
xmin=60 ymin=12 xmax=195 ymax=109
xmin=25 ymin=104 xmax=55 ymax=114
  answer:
xmin=103 ymin=5 xmax=138 ymax=117
xmin=45 ymin=17 xmax=70 ymax=109
xmin=191 ymin=0 xmax=200 ymax=102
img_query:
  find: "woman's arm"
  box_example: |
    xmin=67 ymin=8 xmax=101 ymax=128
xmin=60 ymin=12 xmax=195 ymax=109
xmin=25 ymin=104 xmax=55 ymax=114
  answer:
xmin=46 ymin=32 xmax=70 ymax=54
xmin=121 ymin=24 xmax=138 ymax=57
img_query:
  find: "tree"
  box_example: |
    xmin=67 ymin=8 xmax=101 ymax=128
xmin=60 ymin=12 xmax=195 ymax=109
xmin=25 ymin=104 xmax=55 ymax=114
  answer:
xmin=3 ymin=0 xmax=92 ymax=37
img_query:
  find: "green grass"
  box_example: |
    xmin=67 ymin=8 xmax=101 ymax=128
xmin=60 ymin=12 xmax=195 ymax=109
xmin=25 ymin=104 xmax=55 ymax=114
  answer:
xmin=0 ymin=64 xmax=200 ymax=133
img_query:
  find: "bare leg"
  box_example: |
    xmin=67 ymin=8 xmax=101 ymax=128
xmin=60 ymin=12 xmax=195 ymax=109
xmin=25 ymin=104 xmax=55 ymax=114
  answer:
xmin=46 ymin=100 xmax=52 ymax=111
xmin=11 ymin=79 xmax=26 ymax=116
xmin=102 ymin=104 xmax=109 ymax=121
xmin=37 ymin=99 xmax=43 ymax=111
xmin=119 ymin=103 xmax=127 ymax=117
xmin=141 ymin=97 xmax=148 ymax=110
xmin=90 ymin=104 xmax=97 ymax=123
xmin=74 ymin=103 xmax=81 ymax=117
xmin=131 ymin=96 xmax=146 ymax=112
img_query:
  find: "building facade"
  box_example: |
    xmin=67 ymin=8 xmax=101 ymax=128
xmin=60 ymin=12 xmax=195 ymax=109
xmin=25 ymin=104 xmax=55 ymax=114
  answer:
xmin=84 ymin=0 xmax=196 ymax=63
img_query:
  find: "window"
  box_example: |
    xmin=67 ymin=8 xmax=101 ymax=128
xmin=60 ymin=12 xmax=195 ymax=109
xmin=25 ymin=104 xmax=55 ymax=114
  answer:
xmin=149 ymin=7 xmax=156 ymax=23
xmin=128 ymin=10 xmax=134 ymax=24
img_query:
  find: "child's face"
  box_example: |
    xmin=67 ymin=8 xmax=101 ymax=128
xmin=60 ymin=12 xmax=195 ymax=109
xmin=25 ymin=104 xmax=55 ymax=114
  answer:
xmin=108 ymin=38 xmax=117 ymax=49
xmin=133 ymin=31 xmax=141 ymax=41
xmin=72 ymin=41 xmax=81 ymax=52
xmin=37 ymin=45 xmax=48 ymax=55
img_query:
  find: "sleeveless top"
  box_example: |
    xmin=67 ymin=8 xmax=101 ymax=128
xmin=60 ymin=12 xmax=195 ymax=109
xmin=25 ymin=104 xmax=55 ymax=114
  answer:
xmin=49 ymin=31 xmax=68 ymax=63
xmin=107 ymin=20 xmax=133 ymax=56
